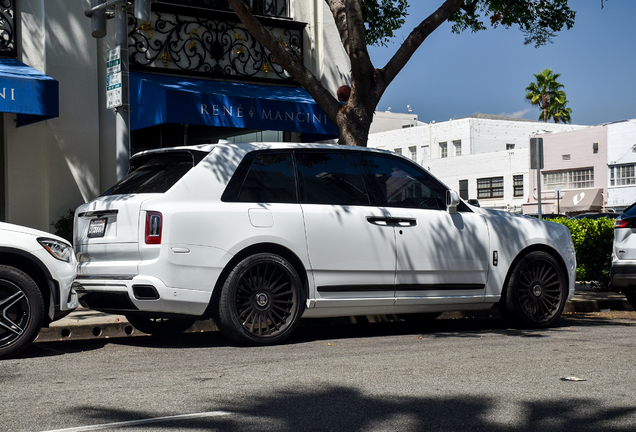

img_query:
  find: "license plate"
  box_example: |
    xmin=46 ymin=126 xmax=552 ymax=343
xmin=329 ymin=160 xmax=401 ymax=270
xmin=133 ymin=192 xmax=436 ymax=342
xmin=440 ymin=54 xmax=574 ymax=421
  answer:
xmin=87 ymin=218 xmax=107 ymax=238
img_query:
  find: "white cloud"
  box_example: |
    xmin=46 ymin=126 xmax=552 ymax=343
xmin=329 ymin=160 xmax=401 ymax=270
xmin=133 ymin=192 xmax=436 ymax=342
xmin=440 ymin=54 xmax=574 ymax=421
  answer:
xmin=500 ymin=108 xmax=533 ymax=119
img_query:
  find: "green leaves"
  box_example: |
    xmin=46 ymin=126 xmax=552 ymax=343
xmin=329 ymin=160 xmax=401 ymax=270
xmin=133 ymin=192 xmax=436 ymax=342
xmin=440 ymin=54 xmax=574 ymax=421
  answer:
xmin=554 ymin=217 xmax=615 ymax=290
xmin=525 ymin=68 xmax=571 ymax=123
xmin=363 ymin=0 xmax=410 ymax=46
xmin=448 ymin=0 xmax=576 ymax=47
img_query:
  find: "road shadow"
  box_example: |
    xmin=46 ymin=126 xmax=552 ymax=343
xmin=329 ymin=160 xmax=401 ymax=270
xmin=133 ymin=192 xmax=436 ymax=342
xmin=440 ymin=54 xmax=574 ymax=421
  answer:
xmin=62 ymin=385 xmax=636 ymax=431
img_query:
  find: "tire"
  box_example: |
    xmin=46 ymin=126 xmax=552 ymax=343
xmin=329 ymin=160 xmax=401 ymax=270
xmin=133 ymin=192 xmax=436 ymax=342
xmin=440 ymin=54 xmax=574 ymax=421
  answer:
xmin=217 ymin=253 xmax=305 ymax=345
xmin=498 ymin=251 xmax=567 ymax=328
xmin=125 ymin=315 xmax=196 ymax=335
xmin=624 ymin=290 xmax=636 ymax=309
xmin=0 ymin=265 xmax=45 ymax=359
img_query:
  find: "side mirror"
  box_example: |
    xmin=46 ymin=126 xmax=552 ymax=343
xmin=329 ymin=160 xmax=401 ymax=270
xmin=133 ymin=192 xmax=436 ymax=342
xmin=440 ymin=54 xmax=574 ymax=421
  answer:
xmin=467 ymin=198 xmax=480 ymax=207
xmin=446 ymin=190 xmax=459 ymax=214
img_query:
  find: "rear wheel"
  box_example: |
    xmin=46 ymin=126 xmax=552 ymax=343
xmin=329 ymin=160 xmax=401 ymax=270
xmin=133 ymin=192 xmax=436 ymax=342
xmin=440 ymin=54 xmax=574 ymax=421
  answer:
xmin=623 ymin=290 xmax=636 ymax=309
xmin=498 ymin=251 xmax=567 ymax=328
xmin=0 ymin=265 xmax=44 ymax=359
xmin=217 ymin=253 xmax=305 ymax=345
xmin=125 ymin=315 xmax=196 ymax=335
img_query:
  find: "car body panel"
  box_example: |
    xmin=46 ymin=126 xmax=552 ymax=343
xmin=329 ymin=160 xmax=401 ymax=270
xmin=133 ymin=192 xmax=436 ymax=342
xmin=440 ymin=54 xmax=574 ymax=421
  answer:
xmin=0 ymin=222 xmax=78 ymax=320
xmin=611 ymin=204 xmax=636 ymax=290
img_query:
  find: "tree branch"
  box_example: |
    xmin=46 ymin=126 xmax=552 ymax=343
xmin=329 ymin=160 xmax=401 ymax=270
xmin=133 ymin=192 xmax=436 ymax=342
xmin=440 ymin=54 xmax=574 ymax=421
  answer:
xmin=226 ymin=0 xmax=342 ymax=123
xmin=375 ymin=0 xmax=464 ymax=98
xmin=325 ymin=0 xmax=351 ymax=56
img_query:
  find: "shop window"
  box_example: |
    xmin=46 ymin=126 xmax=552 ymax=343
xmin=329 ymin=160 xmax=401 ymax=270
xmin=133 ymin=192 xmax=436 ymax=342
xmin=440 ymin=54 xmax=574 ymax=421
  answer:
xmin=610 ymin=164 xmax=636 ymax=186
xmin=477 ymin=177 xmax=504 ymax=199
xmin=543 ymin=168 xmax=594 ymax=190
xmin=439 ymin=142 xmax=447 ymax=158
xmin=513 ymin=175 xmax=523 ymax=197
xmin=459 ymin=179 xmax=468 ymax=200
xmin=453 ymin=140 xmax=461 ymax=156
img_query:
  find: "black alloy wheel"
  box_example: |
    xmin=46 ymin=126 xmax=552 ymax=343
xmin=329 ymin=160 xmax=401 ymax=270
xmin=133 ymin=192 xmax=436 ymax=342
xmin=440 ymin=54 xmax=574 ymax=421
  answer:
xmin=217 ymin=253 xmax=305 ymax=345
xmin=125 ymin=315 xmax=196 ymax=335
xmin=499 ymin=251 xmax=567 ymax=328
xmin=0 ymin=265 xmax=45 ymax=358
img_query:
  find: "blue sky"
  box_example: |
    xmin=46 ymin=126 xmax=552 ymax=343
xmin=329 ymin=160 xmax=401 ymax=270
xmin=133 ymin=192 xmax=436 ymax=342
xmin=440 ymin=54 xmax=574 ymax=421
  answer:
xmin=367 ymin=1 xmax=636 ymax=126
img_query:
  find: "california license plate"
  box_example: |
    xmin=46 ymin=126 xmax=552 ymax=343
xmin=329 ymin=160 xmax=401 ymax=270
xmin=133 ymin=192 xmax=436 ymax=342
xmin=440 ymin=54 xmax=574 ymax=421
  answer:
xmin=87 ymin=218 xmax=107 ymax=238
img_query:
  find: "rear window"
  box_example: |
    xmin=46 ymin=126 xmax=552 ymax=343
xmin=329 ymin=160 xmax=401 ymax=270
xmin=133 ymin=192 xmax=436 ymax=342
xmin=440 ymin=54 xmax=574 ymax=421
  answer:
xmin=102 ymin=153 xmax=197 ymax=196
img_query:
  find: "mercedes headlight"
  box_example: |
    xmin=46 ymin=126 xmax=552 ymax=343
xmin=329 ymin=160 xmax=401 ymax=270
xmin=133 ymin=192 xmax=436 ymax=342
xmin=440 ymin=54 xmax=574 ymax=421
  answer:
xmin=38 ymin=238 xmax=73 ymax=263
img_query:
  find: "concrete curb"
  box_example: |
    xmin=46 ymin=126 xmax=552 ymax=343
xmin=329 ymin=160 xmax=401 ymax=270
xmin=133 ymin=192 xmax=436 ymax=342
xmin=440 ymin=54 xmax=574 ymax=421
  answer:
xmin=35 ymin=292 xmax=634 ymax=344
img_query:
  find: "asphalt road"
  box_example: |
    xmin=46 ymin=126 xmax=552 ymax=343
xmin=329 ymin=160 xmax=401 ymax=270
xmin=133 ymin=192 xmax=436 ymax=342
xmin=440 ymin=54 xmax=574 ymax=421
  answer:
xmin=3 ymin=312 xmax=635 ymax=432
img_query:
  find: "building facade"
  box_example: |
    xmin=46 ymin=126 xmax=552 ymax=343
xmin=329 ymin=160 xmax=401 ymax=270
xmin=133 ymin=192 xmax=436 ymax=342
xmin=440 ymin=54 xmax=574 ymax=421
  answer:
xmin=524 ymin=119 xmax=636 ymax=215
xmin=0 ymin=0 xmax=349 ymax=231
xmin=367 ymin=114 xmax=585 ymax=212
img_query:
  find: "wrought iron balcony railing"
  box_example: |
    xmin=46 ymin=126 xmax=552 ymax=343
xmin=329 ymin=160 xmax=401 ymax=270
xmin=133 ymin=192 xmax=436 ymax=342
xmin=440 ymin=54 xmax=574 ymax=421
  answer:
xmin=0 ymin=0 xmax=16 ymax=57
xmin=128 ymin=3 xmax=303 ymax=83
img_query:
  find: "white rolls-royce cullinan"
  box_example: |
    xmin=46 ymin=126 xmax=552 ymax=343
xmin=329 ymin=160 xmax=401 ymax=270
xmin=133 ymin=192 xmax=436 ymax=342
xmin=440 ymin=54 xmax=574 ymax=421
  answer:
xmin=73 ymin=143 xmax=576 ymax=345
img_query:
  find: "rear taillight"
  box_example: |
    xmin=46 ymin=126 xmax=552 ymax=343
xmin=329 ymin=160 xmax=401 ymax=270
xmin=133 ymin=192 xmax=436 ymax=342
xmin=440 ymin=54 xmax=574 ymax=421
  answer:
xmin=615 ymin=217 xmax=635 ymax=229
xmin=145 ymin=211 xmax=163 ymax=244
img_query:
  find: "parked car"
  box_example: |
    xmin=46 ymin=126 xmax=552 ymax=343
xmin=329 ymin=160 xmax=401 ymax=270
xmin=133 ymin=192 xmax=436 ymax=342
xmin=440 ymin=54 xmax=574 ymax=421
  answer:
xmin=73 ymin=143 xmax=577 ymax=345
xmin=0 ymin=222 xmax=78 ymax=358
xmin=572 ymin=212 xmax=620 ymax=220
xmin=611 ymin=203 xmax=636 ymax=308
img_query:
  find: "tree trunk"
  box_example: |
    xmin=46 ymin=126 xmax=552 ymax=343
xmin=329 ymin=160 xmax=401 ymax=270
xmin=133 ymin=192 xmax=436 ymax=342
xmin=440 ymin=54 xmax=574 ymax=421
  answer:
xmin=336 ymin=103 xmax=374 ymax=146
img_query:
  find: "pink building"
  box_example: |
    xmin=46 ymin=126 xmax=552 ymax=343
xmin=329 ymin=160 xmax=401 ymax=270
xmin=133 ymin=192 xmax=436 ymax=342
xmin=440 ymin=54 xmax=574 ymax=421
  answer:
xmin=523 ymin=125 xmax=608 ymax=216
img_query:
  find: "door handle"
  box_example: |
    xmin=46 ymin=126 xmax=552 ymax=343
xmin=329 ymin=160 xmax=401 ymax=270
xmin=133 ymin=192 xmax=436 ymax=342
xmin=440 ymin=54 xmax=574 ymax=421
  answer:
xmin=366 ymin=217 xmax=416 ymax=227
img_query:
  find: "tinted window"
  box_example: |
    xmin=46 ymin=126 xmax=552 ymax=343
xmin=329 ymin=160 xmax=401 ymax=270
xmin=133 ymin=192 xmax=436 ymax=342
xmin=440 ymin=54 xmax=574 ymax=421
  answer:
xmin=298 ymin=152 xmax=370 ymax=205
xmin=238 ymin=153 xmax=296 ymax=203
xmin=364 ymin=154 xmax=447 ymax=210
xmin=102 ymin=153 xmax=196 ymax=196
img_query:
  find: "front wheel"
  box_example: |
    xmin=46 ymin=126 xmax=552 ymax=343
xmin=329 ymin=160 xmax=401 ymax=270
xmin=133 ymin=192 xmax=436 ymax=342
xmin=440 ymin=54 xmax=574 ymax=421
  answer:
xmin=0 ymin=265 xmax=45 ymax=359
xmin=217 ymin=253 xmax=305 ymax=345
xmin=125 ymin=315 xmax=196 ymax=335
xmin=498 ymin=251 xmax=567 ymax=328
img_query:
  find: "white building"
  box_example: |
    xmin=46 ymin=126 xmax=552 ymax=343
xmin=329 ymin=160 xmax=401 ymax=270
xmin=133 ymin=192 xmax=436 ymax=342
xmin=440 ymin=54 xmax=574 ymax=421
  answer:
xmin=607 ymin=119 xmax=636 ymax=211
xmin=368 ymin=114 xmax=585 ymax=212
xmin=0 ymin=0 xmax=350 ymax=231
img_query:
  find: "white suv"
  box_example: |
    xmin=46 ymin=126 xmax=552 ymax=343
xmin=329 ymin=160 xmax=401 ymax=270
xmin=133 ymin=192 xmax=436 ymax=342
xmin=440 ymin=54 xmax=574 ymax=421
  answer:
xmin=1 ymin=223 xmax=78 ymax=358
xmin=611 ymin=203 xmax=636 ymax=308
xmin=73 ymin=143 xmax=576 ymax=345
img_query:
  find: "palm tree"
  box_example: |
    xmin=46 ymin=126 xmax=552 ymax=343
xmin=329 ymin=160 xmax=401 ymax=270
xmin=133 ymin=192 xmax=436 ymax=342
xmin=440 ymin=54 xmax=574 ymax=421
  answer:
xmin=525 ymin=69 xmax=570 ymax=123
xmin=548 ymin=91 xmax=572 ymax=124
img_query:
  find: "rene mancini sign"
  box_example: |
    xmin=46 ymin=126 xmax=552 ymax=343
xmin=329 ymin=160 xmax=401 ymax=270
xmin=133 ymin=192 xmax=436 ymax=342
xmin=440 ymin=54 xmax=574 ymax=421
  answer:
xmin=200 ymin=103 xmax=330 ymax=126
xmin=129 ymin=71 xmax=338 ymax=136
xmin=0 ymin=87 xmax=16 ymax=101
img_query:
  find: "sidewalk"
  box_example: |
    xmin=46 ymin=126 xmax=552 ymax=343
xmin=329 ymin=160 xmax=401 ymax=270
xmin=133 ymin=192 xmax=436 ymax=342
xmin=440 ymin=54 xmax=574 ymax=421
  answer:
xmin=35 ymin=286 xmax=634 ymax=343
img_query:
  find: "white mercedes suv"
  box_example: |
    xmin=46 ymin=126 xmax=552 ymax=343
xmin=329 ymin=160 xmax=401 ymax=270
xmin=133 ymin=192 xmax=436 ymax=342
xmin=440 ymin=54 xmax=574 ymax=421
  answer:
xmin=73 ymin=143 xmax=576 ymax=345
xmin=1 ymin=223 xmax=78 ymax=358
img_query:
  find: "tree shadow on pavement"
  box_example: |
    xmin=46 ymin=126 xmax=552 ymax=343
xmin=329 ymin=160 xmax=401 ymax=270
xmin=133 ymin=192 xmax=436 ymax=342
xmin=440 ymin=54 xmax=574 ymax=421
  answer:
xmin=64 ymin=385 xmax=636 ymax=431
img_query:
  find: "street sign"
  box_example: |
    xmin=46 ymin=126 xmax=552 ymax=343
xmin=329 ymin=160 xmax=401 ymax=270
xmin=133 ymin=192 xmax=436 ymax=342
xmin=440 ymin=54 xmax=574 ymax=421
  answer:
xmin=106 ymin=46 xmax=121 ymax=74
xmin=106 ymin=72 xmax=122 ymax=109
xmin=530 ymin=137 xmax=544 ymax=169
xmin=106 ymin=46 xmax=122 ymax=109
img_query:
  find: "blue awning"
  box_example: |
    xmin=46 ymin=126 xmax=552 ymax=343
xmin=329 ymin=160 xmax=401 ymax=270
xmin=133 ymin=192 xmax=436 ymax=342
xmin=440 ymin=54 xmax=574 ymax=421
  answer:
xmin=130 ymin=72 xmax=338 ymax=136
xmin=0 ymin=58 xmax=59 ymax=127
